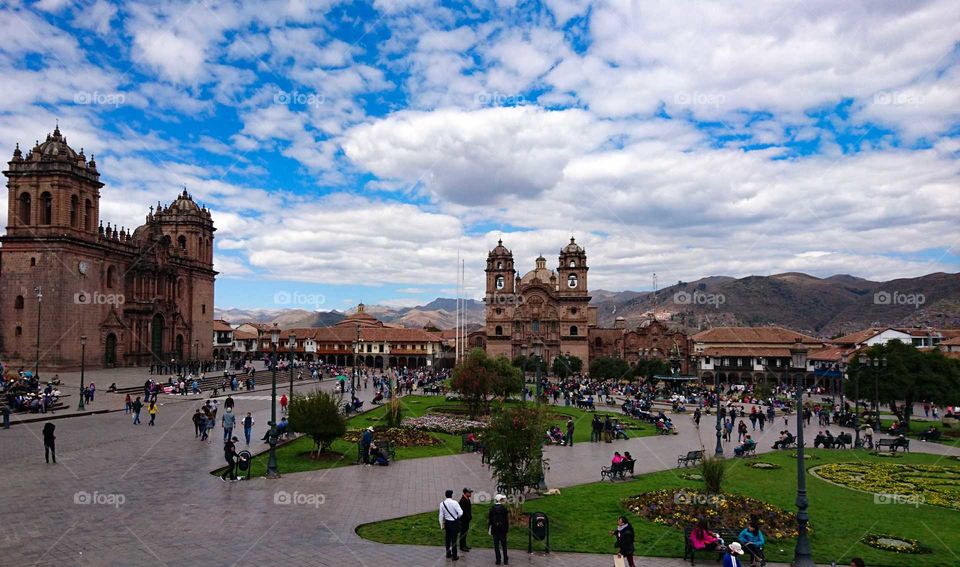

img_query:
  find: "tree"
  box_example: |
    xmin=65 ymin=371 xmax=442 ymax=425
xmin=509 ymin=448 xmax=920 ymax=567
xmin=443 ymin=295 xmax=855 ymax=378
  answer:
xmin=634 ymin=358 xmax=671 ymax=381
xmin=847 ymin=340 xmax=960 ymax=428
xmin=552 ymin=354 xmax=583 ymax=379
xmin=287 ymin=390 xmax=347 ymax=456
xmin=484 ymin=402 xmax=550 ymax=520
xmin=452 ymin=348 xmax=523 ymax=417
xmin=589 ymin=356 xmax=632 ymax=382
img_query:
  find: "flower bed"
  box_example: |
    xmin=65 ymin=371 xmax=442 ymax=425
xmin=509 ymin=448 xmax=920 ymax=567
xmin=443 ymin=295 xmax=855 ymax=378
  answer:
xmin=623 ymin=490 xmax=800 ymax=539
xmin=813 ymin=463 xmax=960 ymax=511
xmin=861 ymin=533 xmax=931 ymax=554
xmin=748 ymin=461 xmax=781 ymax=470
xmin=402 ymin=415 xmax=487 ymax=435
xmin=343 ymin=427 xmax=441 ymax=447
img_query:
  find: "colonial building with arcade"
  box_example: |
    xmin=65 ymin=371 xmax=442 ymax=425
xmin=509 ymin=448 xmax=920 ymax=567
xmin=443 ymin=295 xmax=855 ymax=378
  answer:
xmin=0 ymin=126 xmax=216 ymax=369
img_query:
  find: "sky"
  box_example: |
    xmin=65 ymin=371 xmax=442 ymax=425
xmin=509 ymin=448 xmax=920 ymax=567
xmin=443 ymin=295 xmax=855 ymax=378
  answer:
xmin=1 ymin=0 xmax=958 ymax=311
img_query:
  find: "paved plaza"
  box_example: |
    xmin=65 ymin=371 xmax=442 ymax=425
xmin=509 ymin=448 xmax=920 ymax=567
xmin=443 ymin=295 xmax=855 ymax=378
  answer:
xmin=1 ymin=375 xmax=957 ymax=567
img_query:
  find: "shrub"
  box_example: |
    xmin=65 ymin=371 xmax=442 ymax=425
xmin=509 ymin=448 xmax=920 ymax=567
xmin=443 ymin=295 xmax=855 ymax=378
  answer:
xmin=287 ymin=390 xmax=347 ymax=456
xmin=700 ymin=455 xmax=726 ymax=494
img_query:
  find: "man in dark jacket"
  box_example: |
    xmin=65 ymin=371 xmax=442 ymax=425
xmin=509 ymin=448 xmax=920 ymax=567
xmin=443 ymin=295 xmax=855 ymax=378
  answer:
xmin=458 ymin=488 xmax=473 ymax=552
xmin=221 ymin=437 xmax=238 ymax=481
xmin=42 ymin=422 xmax=56 ymax=464
xmin=131 ymin=396 xmax=143 ymax=425
xmin=488 ymin=494 xmax=510 ymax=565
xmin=360 ymin=427 xmax=374 ymax=464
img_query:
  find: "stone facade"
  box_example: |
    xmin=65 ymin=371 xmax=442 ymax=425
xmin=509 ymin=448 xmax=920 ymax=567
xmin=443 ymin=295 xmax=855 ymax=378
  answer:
xmin=483 ymin=238 xmax=595 ymax=365
xmin=0 ymin=126 xmax=216 ymax=370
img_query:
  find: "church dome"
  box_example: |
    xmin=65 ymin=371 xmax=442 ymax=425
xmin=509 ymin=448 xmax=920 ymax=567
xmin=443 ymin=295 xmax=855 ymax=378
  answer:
xmin=489 ymin=239 xmax=511 ymax=256
xmin=35 ymin=125 xmax=79 ymax=161
xmin=562 ymin=236 xmax=583 ymax=254
xmin=169 ymin=189 xmax=202 ymax=213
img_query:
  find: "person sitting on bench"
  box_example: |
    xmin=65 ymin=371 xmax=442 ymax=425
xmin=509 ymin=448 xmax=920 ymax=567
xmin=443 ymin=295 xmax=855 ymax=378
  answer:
xmin=690 ymin=517 xmax=725 ymax=553
xmin=920 ymin=426 xmax=940 ymax=441
xmin=734 ymin=435 xmax=756 ymax=456
xmin=893 ymin=434 xmax=910 ymax=450
xmin=621 ymin=451 xmax=635 ymax=474
xmin=738 ymin=516 xmax=766 ymax=566
xmin=464 ymin=432 xmax=479 ymax=452
xmin=369 ymin=441 xmax=389 ymax=466
xmin=611 ymin=451 xmax=624 ymax=474
xmin=771 ymin=430 xmax=794 ymax=449
xmin=813 ymin=430 xmax=831 ymax=448
xmin=613 ymin=422 xmax=629 ymax=440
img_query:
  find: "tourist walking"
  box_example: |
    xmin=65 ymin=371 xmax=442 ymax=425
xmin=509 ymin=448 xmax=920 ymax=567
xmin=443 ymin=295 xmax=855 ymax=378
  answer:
xmin=280 ymin=394 xmax=288 ymax=415
xmin=439 ymin=489 xmax=463 ymax=561
xmin=458 ymin=488 xmax=473 ymax=552
xmin=611 ymin=515 xmax=636 ymax=567
xmin=132 ymin=396 xmax=143 ymax=424
xmin=222 ymin=408 xmax=236 ymax=442
xmin=565 ymin=418 xmax=575 ymax=447
xmin=243 ymin=412 xmax=254 ymax=445
xmin=488 ymin=494 xmax=509 ymax=565
xmin=148 ymin=401 xmax=158 ymax=426
xmin=192 ymin=409 xmax=203 ymax=437
xmin=42 ymin=422 xmax=56 ymax=464
xmin=124 ymin=393 xmax=132 ymax=413
xmin=220 ymin=436 xmax=238 ymax=481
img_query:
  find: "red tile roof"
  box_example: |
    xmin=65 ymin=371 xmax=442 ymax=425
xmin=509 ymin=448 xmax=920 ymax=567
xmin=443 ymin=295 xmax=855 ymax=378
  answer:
xmin=213 ymin=320 xmax=233 ymax=332
xmin=830 ymin=328 xmax=884 ymax=346
xmin=692 ymin=326 xmax=821 ymax=344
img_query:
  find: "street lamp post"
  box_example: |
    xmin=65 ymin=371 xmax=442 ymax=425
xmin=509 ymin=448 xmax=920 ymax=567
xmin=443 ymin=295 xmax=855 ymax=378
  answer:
xmin=533 ymin=339 xmax=543 ymax=403
xmin=853 ymin=368 xmax=862 ymax=448
xmin=266 ymin=324 xmax=281 ymax=479
xmin=790 ymin=340 xmax=814 ymax=567
xmin=78 ymin=336 xmax=87 ymax=410
xmin=288 ymin=332 xmax=297 ymax=401
xmin=34 ymin=287 xmax=42 ymax=380
xmin=353 ymin=324 xmax=361 ymax=394
xmin=858 ymin=354 xmax=886 ymax=431
xmin=714 ymin=370 xmax=723 ymax=456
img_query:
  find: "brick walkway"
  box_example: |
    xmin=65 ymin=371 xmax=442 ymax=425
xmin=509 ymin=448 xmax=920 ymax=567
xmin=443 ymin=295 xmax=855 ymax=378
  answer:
xmin=1 ymin=385 xmax=956 ymax=567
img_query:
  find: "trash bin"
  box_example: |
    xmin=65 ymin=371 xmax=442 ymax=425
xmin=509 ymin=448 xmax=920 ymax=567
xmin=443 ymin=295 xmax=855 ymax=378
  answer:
xmin=236 ymin=450 xmax=252 ymax=480
xmin=528 ymin=512 xmax=549 ymax=553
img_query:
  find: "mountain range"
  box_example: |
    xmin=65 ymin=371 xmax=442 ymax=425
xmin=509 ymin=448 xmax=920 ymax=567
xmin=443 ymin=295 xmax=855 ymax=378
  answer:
xmin=215 ymin=272 xmax=960 ymax=338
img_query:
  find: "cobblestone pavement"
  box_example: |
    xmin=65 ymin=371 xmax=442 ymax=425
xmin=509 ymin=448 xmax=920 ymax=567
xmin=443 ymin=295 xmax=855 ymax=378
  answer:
xmin=1 ymin=384 xmax=956 ymax=567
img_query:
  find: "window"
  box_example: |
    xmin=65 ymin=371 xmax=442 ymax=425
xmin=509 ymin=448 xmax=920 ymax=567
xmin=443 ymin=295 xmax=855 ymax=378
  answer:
xmin=15 ymin=295 xmax=25 ymax=310
xmin=15 ymin=326 xmax=22 ymax=336
xmin=202 ymin=304 xmax=206 ymax=314
xmin=495 ymin=325 xmax=503 ymax=336
xmin=18 ymin=193 xmax=31 ymax=225
xmin=570 ymin=326 xmax=578 ymax=336
xmin=106 ymin=266 xmax=115 ymax=289
xmin=84 ymin=199 xmax=92 ymax=231
xmin=495 ymin=275 xmax=504 ymax=290
xmin=570 ymin=307 xmax=577 ymax=315
xmin=569 ymin=260 xmax=576 ymax=267
xmin=495 ymin=308 xmax=502 ymax=315
xmin=70 ymin=195 xmax=79 ymax=228
xmin=497 ymin=261 xmax=502 ymax=269
xmin=177 ymin=235 xmax=187 ymax=249
xmin=595 ymin=337 xmax=602 ymax=347
xmin=567 ymin=274 xmax=578 ymax=288
xmin=40 ymin=192 xmax=52 ymax=224
xmin=30 ymin=257 xmax=36 ymax=267
xmin=532 ymin=320 xmax=540 ymax=333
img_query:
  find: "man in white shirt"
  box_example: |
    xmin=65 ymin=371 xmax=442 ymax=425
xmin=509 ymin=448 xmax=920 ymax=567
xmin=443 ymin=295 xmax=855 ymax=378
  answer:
xmin=438 ymin=489 xmax=463 ymax=561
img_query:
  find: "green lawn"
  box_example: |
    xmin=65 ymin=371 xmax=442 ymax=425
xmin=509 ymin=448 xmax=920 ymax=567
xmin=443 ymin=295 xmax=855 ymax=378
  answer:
xmin=224 ymin=396 xmax=656 ymax=477
xmin=357 ymin=450 xmax=960 ymax=566
xmin=878 ymin=418 xmax=960 ymax=447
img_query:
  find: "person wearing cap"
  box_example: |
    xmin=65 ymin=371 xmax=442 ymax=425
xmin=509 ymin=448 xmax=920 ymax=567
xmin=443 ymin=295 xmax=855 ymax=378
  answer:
xmin=439 ymin=489 xmax=463 ymax=561
xmin=488 ymin=494 xmax=509 ymax=565
xmin=458 ymin=488 xmax=474 ymax=552
xmin=723 ymin=542 xmax=745 ymax=567
xmin=360 ymin=426 xmax=374 ymax=465
xmin=611 ymin=515 xmax=635 ymax=567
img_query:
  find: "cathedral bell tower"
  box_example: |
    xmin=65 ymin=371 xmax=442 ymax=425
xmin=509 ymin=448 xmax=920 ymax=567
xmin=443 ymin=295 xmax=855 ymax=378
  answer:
xmin=557 ymin=237 xmax=588 ymax=296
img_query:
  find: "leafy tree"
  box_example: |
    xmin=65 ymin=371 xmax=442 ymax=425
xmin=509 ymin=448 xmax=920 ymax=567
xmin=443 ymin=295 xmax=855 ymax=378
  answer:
xmin=287 ymin=390 xmax=347 ymax=456
xmin=423 ymin=324 xmax=441 ymax=332
xmin=484 ymin=402 xmax=550 ymax=520
xmin=512 ymin=354 xmax=545 ymax=373
xmin=634 ymin=358 xmax=671 ymax=380
xmin=452 ymin=348 xmax=523 ymax=417
xmin=589 ymin=356 xmax=632 ymax=382
xmin=846 ymin=340 xmax=960 ymax=428
xmin=552 ymin=354 xmax=583 ymax=379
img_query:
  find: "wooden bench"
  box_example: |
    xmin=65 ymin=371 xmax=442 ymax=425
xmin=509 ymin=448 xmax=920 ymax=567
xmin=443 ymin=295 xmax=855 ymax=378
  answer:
xmin=683 ymin=526 xmax=742 ymax=565
xmin=677 ymin=450 xmax=704 ymax=467
xmin=356 ymin=440 xmax=396 ymax=464
xmin=601 ymin=459 xmax=635 ymax=481
xmin=876 ymin=438 xmax=910 ymax=453
xmin=735 ymin=444 xmax=756 ymax=457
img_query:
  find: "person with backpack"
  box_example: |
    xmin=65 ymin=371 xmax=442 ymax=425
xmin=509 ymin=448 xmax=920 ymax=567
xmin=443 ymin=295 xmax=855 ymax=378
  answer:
xmin=131 ymin=396 xmax=143 ymax=425
xmin=488 ymin=494 xmax=509 ymax=565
